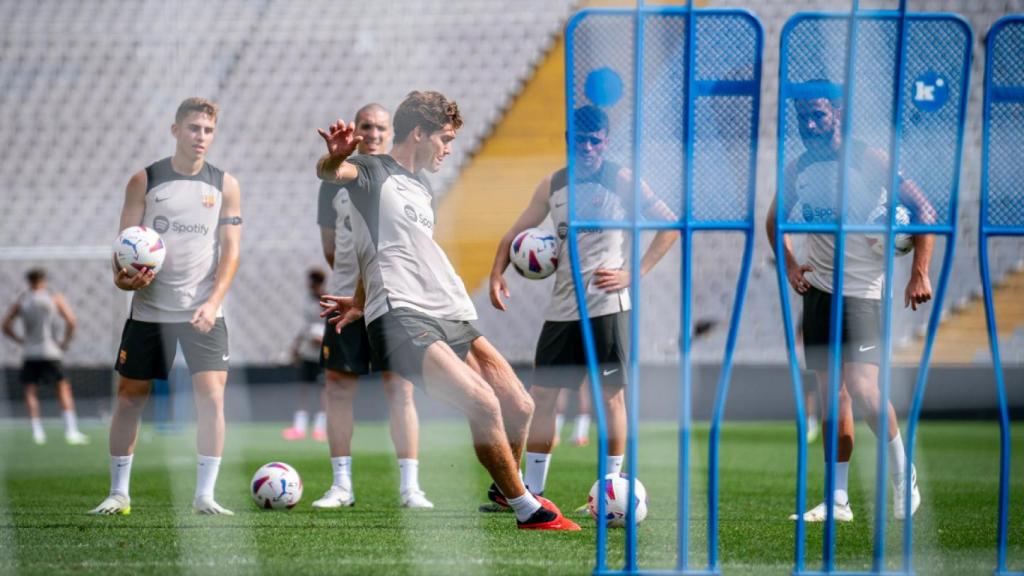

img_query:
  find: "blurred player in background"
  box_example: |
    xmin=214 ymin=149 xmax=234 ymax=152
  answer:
xmin=282 ymin=268 xmax=327 ymax=442
xmin=488 ymin=105 xmax=678 ymax=510
xmin=90 ymin=97 xmax=242 ymax=516
xmin=554 ymin=383 xmax=592 ymax=448
xmin=312 ymin=103 xmax=432 ymax=509
xmin=317 ymin=91 xmax=578 ymax=530
xmin=767 ymin=83 xmax=934 ymax=522
xmin=2 ymin=268 xmax=88 ymax=446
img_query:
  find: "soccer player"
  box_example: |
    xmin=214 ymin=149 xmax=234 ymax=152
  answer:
xmin=316 ymin=91 xmax=578 ymax=530
xmin=488 ymin=105 xmax=678 ymax=503
xmin=89 ymin=97 xmax=242 ymax=516
xmin=2 ymin=268 xmax=88 ymax=445
xmin=767 ymin=83 xmax=934 ymax=522
xmin=312 ymin=103 xmax=432 ymax=509
xmin=282 ymin=268 xmax=328 ymax=442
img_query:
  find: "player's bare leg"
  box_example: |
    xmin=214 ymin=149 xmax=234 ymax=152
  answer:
xmin=790 ymin=372 xmax=855 ymax=522
xmin=191 ymin=370 xmax=232 ymax=515
xmin=467 ymin=337 xmax=533 ymax=463
xmin=313 ymin=369 xmax=357 ymax=508
xmin=572 ymin=382 xmax=593 ymax=446
xmin=843 ymin=362 xmax=919 ymax=519
xmin=56 ymin=378 xmax=88 ymax=444
xmin=382 ymin=372 xmax=432 ymax=508
xmin=24 ymin=383 xmax=45 ymax=445
xmin=90 ymin=377 xmax=151 ymax=515
xmin=424 ymin=341 xmax=577 ymax=530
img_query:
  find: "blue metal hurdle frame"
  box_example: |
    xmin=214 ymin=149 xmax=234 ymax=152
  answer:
xmin=775 ymin=2 xmax=970 ymax=575
xmin=565 ymin=2 xmax=763 ymax=573
xmin=980 ymin=15 xmax=1024 ymax=576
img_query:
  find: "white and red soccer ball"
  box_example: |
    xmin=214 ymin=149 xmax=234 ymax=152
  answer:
xmin=509 ymin=227 xmax=559 ymax=280
xmin=588 ymin=473 xmax=649 ymax=527
xmin=251 ymin=462 xmax=303 ymax=510
xmin=113 ymin=226 xmax=166 ymax=276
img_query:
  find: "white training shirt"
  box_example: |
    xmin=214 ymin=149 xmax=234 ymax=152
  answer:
xmin=344 ymin=154 xmax=477 ymax=324
xmin=132 ymin=157 xmax=225 ymax=323
xmin=545 ymin=161 xmax=630 ymax=321
xmin=17 ymin=289 xmax=63 ymax=360
xmin=791 ymin=141 xmax=886 ymax=300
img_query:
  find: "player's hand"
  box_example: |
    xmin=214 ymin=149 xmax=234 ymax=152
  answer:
xmin=904 ymin=272 xmax=932 ymax=311
xmin=190 ymin=302 xmax=218 ymax=334
xmin=594 ymin=268 xmax=629 ymax=292
xmin=787 ymin=262 xmax=814 ymax=294
xmin=113 ymin=263 xmax=155 ymax=291
xmin=489 ymin=272 xmax=510 ymax=311
xmin=320 ymin=295 xmax=363 ymax=333
xmin=317 ymin=119 xmax=363 ymax=159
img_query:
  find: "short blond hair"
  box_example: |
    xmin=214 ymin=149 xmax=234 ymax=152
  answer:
xmin=175 ymin=97 xmax=219 ymax=124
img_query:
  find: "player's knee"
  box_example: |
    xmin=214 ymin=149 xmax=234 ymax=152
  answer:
xmin=512 ymin=390 xmax=534 ymax=421
xmin=382 ymin=377 xmax=414 ymax=405
xmin=325 ymin=373 xmax=358 ymax=400
xmin=468 ymin=390 xmax=502 ymax=425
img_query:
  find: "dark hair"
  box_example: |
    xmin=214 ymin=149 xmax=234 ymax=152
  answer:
xmin=574 ymin=105 xmax=609 ymax=134
xmin=393 ymin=91 xmax=463 ymax=142
xmin=26 ymin=268 xmax=46 ymax=285
xmin=308 ymin=268 xmax=326 ymax=285
xmin=793 ymin=79 xmax=844 ymax=107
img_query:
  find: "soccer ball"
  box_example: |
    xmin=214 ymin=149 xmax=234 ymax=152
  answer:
xmin=509 ymin=227 xmax=559 ymax=280
xmin=865 ymin=204 xmax=914 ymax=257
xmin=587 ymin=473 xmax=648 ymax=527
xmin=251 ymin=462 xmax=303 ymax=510
xmin=113 ymin=226 xmax=166 ymax=275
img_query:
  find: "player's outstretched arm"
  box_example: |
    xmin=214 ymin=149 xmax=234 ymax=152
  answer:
xmin=1 ymin=302 xmax=23 ymax=345
xmin=316 ymin=119 xmax=362 ymax=184
xmin=191 ymin=174 xmax=242 ymax=334
xmin=488 ymin=175 xmax=552 ymax=311
xmin=114 ymin=170 xmax=156 ymax=291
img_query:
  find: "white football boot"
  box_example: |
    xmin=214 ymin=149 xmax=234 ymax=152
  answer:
xmin=192 ymin=497 xmax=234 ymax=515
xmin=89 ymin=493 xmax=131 ymax=516
xmin=65 ymin=431 xmax=90 ymax=445
xmin=892 ymin=465 xmax=921 ymax=520
xmin=400 ymin=489 xmax=434 ymax=509
xmin=312 ymin=486 xmax=355 ymax=509
xmin=789 ymin=500 xmax=854 ymax=523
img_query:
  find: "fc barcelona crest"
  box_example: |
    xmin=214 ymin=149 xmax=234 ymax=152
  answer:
xmin=201 ymin=191 xmax=216 ymax=208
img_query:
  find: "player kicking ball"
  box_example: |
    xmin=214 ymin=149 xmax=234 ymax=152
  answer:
xmin=90 ymin=97 xmax=242 ymax=516
xmin=316 ymin=91 xmax=578 ymax=530
xmin=489 ymin=105 xmax=678 ymax=512
xmin=768 ymin=83 xmax=933 ymax=522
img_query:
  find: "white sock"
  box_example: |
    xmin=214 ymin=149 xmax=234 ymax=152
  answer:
xmin=554 ymin=414 xmax=565 ymax=438
xmin=331 ymin=456 xmax=352 ymax=492
xmin=524 ymin=452 xmax=551 ymax=495
xmin=194 ymin=454 xmax=221 ymax=501
xmin=606 ymin=454 xmax=624 ymax=476
xmin=834 ymin=461 xmax=850 ymax=505
xmin=398 ymin=458 xmax=420 ymax=494
xmin=31 ymin=418 xmax=45 ymax=438
xmin=313 ymin=411 xmax=326 ymax=433
xmin=110 ymin=454 xmax=133 ymax=498
xmin=292 ymin=410 xmax=309 ymax=433
xmin=573 ymin=414 xmax=591 ymax=442
xmin=62 ymin=410 xmax=80 ymax=435
xmin=506 ymin=491 xmax=542 ymax=522
xmin=888 ymin=431 xmax=908 ymax=480
xmin=807 ymin=415 xmax=819 ymax=430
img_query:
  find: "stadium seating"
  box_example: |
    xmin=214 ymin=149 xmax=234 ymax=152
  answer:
xmin=0 ymin=0 xmax=1020 ymax=368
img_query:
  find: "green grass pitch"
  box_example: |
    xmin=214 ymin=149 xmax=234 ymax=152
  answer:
xmin=0 ymin=420 xmax=1021 ymax=575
